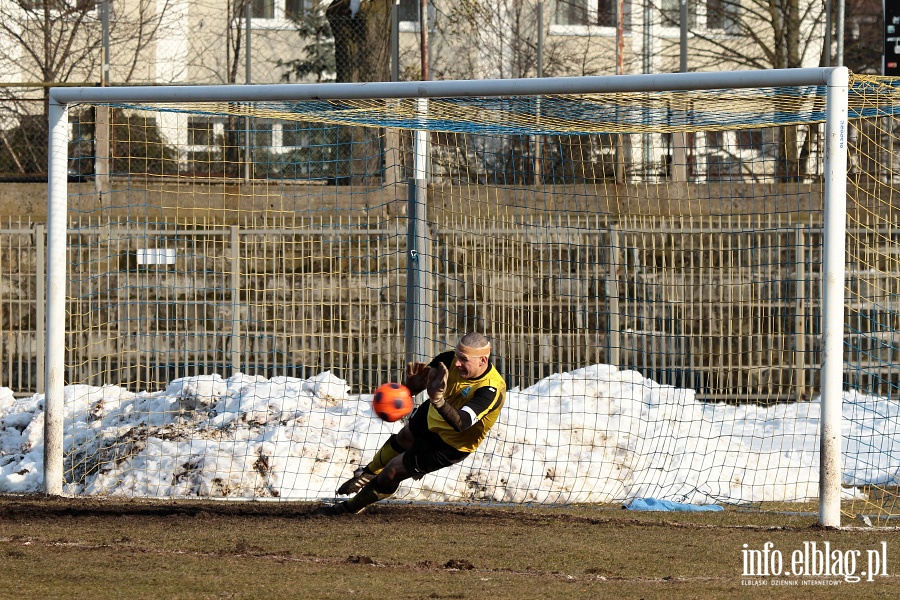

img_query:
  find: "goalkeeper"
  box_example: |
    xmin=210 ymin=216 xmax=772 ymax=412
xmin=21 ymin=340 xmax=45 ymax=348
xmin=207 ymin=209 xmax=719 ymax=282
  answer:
xmin=314 ymin=332 xmax=506 ymax=516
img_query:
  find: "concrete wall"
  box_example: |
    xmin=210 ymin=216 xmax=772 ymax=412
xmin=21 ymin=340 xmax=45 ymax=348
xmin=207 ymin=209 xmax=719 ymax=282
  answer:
xmin=0 ymin=180 xmax=836 ymax=222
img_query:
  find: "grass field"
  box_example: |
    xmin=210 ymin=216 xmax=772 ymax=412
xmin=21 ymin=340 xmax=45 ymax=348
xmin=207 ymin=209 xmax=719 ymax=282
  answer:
xmin=1 ymin=495 xmax=897 ymax=599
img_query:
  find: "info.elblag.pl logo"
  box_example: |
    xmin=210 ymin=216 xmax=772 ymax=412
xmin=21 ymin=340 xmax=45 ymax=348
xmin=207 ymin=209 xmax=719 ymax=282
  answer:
xmin=741 ymin=541 xmax=889 ymax=585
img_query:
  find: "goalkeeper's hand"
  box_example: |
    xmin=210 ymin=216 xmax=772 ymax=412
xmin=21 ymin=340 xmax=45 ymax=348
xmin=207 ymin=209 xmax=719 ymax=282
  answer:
xmin=426 ymin=362 xmax=448 ymax=408
xmin=404 ymin=361 xmax=431 ymax=395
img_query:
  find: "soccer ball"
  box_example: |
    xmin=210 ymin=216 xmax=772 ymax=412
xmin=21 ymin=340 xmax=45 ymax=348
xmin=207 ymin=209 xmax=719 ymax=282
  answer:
xmin=372 ymin=382 xmax=413 ymax=422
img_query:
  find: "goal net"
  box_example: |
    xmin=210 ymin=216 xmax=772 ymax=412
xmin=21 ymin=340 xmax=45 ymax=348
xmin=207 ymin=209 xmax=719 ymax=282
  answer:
xmin=30 ymin=68 xmax=898 ymax=524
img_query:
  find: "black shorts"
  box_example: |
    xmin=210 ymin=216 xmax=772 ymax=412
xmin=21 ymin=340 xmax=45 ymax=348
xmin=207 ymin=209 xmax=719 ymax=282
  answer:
xmin=402 ymin=403 xmax=470 ymax=479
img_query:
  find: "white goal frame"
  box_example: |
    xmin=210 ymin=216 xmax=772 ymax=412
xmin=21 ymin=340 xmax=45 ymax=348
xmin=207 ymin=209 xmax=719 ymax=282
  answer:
xmin=46 ymin=67 xmax=850 ymax=526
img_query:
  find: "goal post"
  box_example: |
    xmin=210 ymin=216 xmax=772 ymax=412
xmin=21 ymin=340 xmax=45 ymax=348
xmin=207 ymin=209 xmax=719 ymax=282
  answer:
xmin=45 ymin=97 xmax=69 ymax=497
xmin=43 ymin=68 xmax=854 ymax=524
xmin=819 ymin=66 xmax=849 ymax=528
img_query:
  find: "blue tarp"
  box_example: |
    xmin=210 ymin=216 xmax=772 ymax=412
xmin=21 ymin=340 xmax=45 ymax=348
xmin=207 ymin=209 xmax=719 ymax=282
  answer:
xmin=624 ymin=498 xmax=724 ymax=512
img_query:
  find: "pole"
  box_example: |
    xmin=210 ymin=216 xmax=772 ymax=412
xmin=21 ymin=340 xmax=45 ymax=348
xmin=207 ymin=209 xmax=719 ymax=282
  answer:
xmin=407 ymin=98 xmax=431 ymax=361
xmin=819 ymin=66 xmax=849 ymax=528
xmin=245 ymin=3 xmax=251 ymax=85
xmin=406 ymin=177 xmax=431 ymax=366
xmin=794 ymin=226 xmax=807 ymax=402
xmin=36 ymin=224 xmax=45 ymax=395
xmin=391 ymin=1 xmax=400 ymax=82
xmin=101 ymin=0 xmax=110 ymax=86
xmin=45 ymin=99 xmax=69 ymax=496
xmin=835 ymin=0 xmax=845 ymax=66
xmin=535 ymin=2 xmax=543 ymax=184
xmin=607 ymin=225 xmax=621 ymax=367
xmin=415 ymin=97 xmax=428 ymax=181
xmin=616 ymin=0 xmax=625 ymax=74
xmin=230 ymin=226 xmax=242 ymax=374
xmin=641 ymin=0 xmax=652 ymax=177
xmin=679 ymin=0 xmax=688 ymax=73
xmin=386 ymin=2 xmax=402 ymax=192
xmin=672 ymin=0 xmax=688 ymax=182
xmin=420 ymin=0 xmax=429 ymax=81
xmin=537 ymin=2 xmax=543 ymax=78
xmin=824 ymin=0 xmax=832 ymax=67
xmin=642 ymin=0 xmax=651 ymax=75
xmin=615 ymin=0 xmax=625 ymax=182
xmin=52 ymin=69 xmax=845 ymax=104
xmin=244 ymin=2 xmax=252 ymax=181
xmin=95 ymin=0 xmax=110 ymax=201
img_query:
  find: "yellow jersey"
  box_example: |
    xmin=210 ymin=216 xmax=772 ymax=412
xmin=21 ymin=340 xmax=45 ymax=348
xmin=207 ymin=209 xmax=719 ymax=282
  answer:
xmin=425 ymin=350 xmax=507 ymax=453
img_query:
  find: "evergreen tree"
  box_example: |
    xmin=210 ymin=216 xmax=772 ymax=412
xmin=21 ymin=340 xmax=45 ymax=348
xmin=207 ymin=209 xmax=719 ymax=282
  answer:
xmin=278 ymin=2 xmax=337 ymax=83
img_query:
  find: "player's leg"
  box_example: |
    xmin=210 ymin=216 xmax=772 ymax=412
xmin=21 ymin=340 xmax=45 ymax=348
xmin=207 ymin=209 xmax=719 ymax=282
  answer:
xmin=336 ymin=430 xmax=406 ymax=494
xmin=336 ymin=405 xmax=421 ymax=495
xmin=328 ymin=430 xmax=470 ymax=515
xmin=314 ymin=452 xmax=411 ymax=516
xmin=339 ymin=453 xmax=412 ymax=513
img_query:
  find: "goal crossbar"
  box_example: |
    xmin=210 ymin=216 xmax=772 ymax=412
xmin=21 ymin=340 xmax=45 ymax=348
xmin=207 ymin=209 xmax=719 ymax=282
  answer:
xmin=49 ymin=68 xmax=839 ymax=104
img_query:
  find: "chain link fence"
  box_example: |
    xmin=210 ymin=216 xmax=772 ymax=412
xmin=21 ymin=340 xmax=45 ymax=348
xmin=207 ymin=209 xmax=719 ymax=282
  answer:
xmin=0 ymin=87 xmax=48 ymax=181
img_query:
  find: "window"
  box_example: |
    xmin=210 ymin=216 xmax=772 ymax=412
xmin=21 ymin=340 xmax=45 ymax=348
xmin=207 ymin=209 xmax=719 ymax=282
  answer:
xmin=243 ymin=121 xmax=310 ymax=152
xmin=555 ymin=0 xmax=588 ymax=25
xmin=187 ymin=117 xmax=221 ymax=147
xmin=704 ymin=129 xmax=771 ymax=156
xmin=398 ymin=0 xmax=418 ymax=22
xmin=398 ymin=0 xmax=434 ymax=30
xmin=280 ymin=122 xmax=309 ymax=149
xmin=251 ymin=0 xmax=309 ymax=21
xmin=285 ymin=0 xmax=306 ymax=19
xmin=736 ymin=129 xmax=763 ymax=151
xmin=706 ymin=131 xmax=725 ymax=149
xmin=660 ymin=0 xmax=696 ymax=29
xmin=251 ymin=0 xmax=275 ymax=19
xmin=553 ymin=0 xmax=631 ymax=31
xmin=706 ymin=0 xmax=739 ymax=32
xmin=252 ymin=123 xmax=273 ymax=148
xmin=17 ymin=0 xmax=97 ymax=11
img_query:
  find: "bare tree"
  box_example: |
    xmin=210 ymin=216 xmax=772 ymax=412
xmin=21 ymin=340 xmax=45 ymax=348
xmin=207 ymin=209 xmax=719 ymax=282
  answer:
xmin=0 ymin=1 xmax=175 ymax=93
xmin=225 ymin=0 xmax=251 ymax=85
xmin=648 ymin=0 xmax=825 ymax=181
xmin=0 ymin=1 xmax=177 ymax=176
xmin=649 ymin=0 xmax=824 ymax=71
xmin=439 ymin=0 xmax=609 ymax=79
xmin=318 ymin=0 xmax=392 ymax=184
xmin=432 ymin=1 xmax=616 ymax=184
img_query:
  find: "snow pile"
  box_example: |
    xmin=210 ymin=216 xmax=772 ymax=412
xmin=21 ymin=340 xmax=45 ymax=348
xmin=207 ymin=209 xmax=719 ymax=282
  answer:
xmin=1 ymin=365 xmax=897 ymax=504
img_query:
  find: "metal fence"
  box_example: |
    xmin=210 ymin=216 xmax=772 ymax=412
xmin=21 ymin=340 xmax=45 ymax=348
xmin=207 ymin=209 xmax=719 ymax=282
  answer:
xmin=0 ymin=89 xmax=48 ymax=181
xmin=3 ymin=213 xmax=873 ymax=402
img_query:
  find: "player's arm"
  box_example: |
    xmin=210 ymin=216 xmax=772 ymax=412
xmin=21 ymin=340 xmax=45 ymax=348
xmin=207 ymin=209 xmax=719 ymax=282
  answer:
xmin=446 ymin=385 xmax=501 ymax=431
xmin=431 ymin=397 xmax=470 ymax=431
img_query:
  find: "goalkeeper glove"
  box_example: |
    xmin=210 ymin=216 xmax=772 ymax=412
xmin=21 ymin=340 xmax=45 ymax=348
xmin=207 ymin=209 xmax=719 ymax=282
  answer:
xmin=404 ymin=361 xmax=431 ymax=395
xmin=426 ymin=362 xmax=448 ymax=408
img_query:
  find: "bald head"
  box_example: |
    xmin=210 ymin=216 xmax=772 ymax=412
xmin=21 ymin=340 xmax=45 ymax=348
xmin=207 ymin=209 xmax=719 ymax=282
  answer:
xmin=458 ymin=332 xmax=491 ymax=355
xmin=455 ymin=332 xmax=491 ymax=379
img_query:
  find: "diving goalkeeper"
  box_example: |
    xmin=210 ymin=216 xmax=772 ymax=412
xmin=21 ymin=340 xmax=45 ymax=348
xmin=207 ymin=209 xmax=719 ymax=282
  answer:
xmin=314 ymin=332 xmax=506 ymax=515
